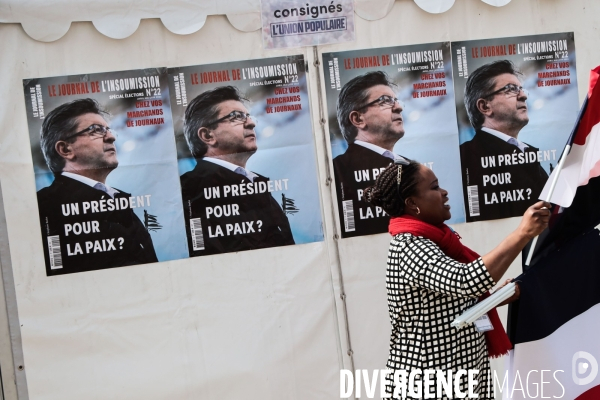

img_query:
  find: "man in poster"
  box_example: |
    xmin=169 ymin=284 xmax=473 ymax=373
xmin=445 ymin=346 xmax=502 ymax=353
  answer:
xmin=333 ymin=71 xmax=407 ymax=237
xmin=181 ymin=86 xmax=295 ymax=256
xmin=461 ymin=60 xmax=548 ymax=221
xmin=37 ymin=98 xmax=158 ymax=274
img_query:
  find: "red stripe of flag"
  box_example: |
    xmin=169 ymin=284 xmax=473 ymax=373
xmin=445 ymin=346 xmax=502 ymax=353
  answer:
xmin=575 ymin=384 xmax=600 ymax=400
xmin=574 ymin=66 xmax=600 ymax=146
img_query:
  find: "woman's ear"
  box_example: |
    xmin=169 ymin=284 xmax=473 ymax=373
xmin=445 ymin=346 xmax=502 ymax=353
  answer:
xmin=404 ymin=197 xmax=419 ymax=215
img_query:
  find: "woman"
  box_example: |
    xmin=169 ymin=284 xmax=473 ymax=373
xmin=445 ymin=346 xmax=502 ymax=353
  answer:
xmin=364 ymin=160 xmax=550 ymax=399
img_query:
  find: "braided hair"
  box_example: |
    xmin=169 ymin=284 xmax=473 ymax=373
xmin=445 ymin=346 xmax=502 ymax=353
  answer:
xmin=363 ymin=160 xmax=422 ymax=217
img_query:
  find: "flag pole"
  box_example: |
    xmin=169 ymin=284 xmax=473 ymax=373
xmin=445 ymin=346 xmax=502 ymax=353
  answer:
xmin=523 ymin=95 xmax=589 ymax=267
xmin=524 ymin=144 xmax=571 ymax=266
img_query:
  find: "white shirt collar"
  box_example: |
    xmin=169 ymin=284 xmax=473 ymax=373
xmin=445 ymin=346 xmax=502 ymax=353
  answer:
xmin=481 ymin=127 xmax=529 ymax=152
xmin=354 ymin=140 xmax=405 ymax=162
xmin=61 ymin=172 xmax=118 ymax=198
xmin=203 ymin=157 xmax=258 ymax=182
xmin=354 ymin=140 xmax=389 ymax=156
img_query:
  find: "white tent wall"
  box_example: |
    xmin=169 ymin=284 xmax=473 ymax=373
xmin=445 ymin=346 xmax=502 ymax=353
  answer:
xmin=0 ymin=0 xmax=598 ymax=399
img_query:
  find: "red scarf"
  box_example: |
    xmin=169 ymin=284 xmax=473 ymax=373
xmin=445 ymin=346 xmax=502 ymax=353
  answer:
xmin=389 ymin=215 xmax=512 ymax=359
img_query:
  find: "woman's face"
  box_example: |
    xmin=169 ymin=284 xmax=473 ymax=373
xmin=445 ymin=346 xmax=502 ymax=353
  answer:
xmin=409 ymin=165 xmax=451 ymax=226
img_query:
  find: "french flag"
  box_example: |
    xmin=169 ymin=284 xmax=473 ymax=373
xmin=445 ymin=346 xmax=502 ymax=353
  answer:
xmin=504 ymin=226 xmax=600 ymax=400
xmin=503 ymin=66 xmax=600 ymax=399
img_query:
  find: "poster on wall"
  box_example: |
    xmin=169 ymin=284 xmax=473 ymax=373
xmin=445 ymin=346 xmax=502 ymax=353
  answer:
xmin=23 ymin=68 xmax=189 ymax=276
xmin=322 ymin=42 xmax=466 ymax=238
xmin=260 ymin=0 xmax=355 ymax=49
xmin=451 ymin=32 xmax=579 ymax=222
xmin=167 ymin=55 xmax=324 ymax=257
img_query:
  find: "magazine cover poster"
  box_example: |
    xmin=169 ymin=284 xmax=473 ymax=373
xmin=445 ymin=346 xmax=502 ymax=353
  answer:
xmin=322 ymin=42 xmax=466 ymax=238
xmin=451 ymin=32 xmax=579 ymax=222
xmin=167 ymin=55 xmax=324 ymax=257
xmin=23 ymin=68 xmax=188 ymax=276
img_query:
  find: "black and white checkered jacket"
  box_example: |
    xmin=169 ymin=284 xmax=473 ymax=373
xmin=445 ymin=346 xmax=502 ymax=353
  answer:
xmin=385 ymin=233 xmax=497 ymax=399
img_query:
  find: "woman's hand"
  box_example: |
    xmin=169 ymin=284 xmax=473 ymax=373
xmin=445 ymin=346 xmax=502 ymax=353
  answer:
xmin=482 ymin=202 xmax=551 ymax=283
xmin=481 ymin=201 xmax=551 ymax=282
xmin=517 ymin=201 xmax=552 ymax=240
xmin=496 ymin=279 xmax=520 ymax=307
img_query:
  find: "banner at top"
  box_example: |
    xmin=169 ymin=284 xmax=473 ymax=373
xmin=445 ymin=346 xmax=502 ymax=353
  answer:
xmin=451 ymin=32 xmax=579 ymax=222
xmin=261 ymin=0 xmax=355 ymax=49
xmin=322 ymin=42 xmax=466 ymax=238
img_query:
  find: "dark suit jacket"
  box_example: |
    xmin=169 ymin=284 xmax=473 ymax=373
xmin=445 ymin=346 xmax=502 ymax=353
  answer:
xmin=37 ymin=175 xmax=158 ymax=275
xmin=460 ymin=129 xmax=549 ymax=222
xmin=332 ymin=143 xmax=396 ymax=238
xmin=180 ymin=160 xmax=295 ymax=256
